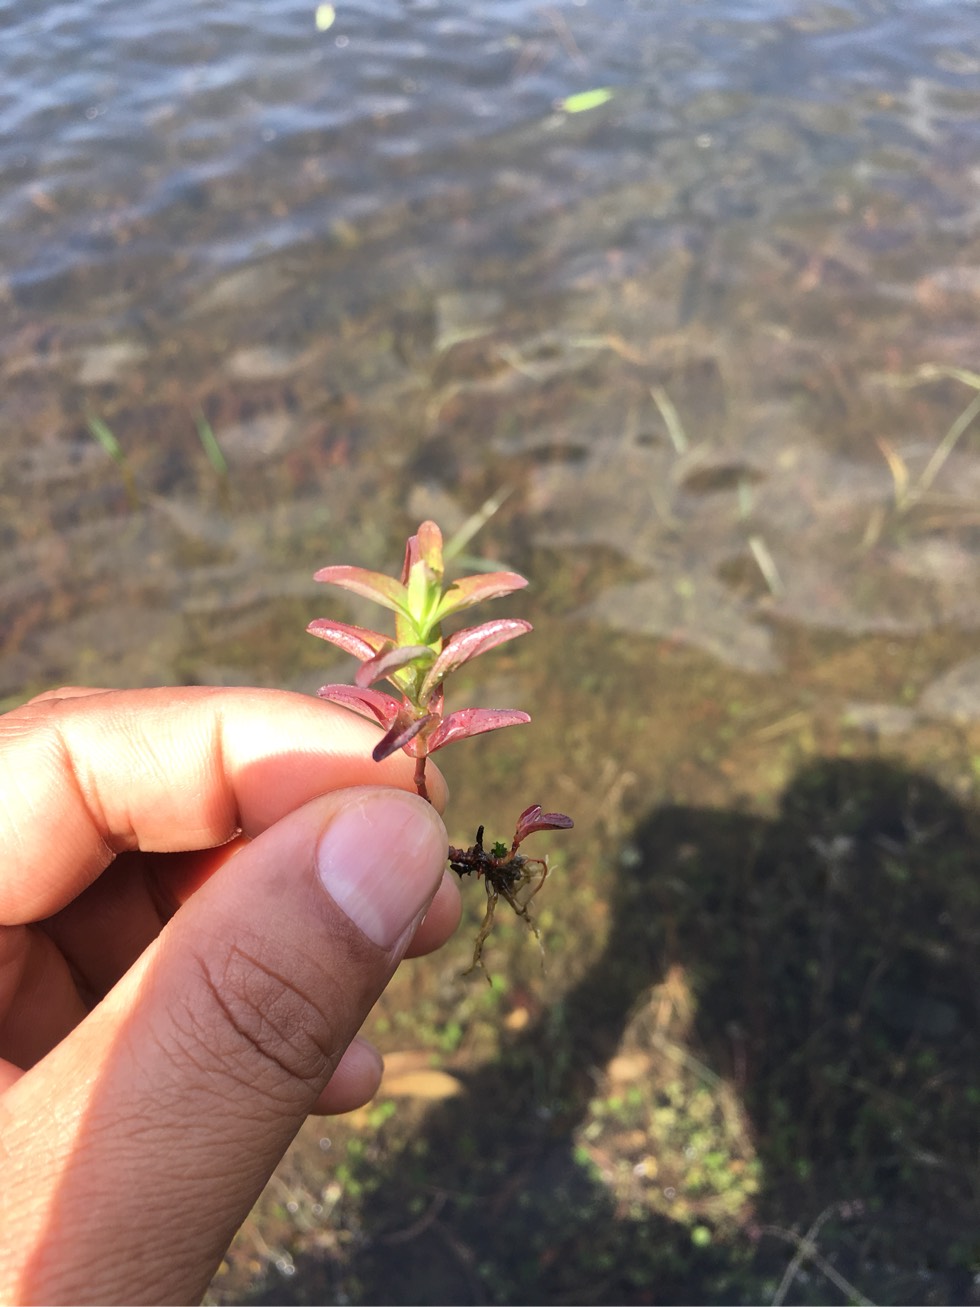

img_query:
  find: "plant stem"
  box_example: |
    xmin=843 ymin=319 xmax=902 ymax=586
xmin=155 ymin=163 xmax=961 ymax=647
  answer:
xmin=414 ymin=756 xmax=430 ymax=803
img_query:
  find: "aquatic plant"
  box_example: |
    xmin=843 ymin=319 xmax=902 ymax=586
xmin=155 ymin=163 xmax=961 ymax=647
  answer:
xmin=308 ymin=520 xmax=572 ymax=973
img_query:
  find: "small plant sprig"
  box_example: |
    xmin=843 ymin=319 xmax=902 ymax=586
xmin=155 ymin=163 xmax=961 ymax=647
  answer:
xmin=308 ymin=520 xmax=572 ymax=974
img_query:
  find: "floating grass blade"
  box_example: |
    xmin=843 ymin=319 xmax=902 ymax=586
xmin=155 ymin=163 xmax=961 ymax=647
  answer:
xmin=558 ymin=88 xmax=614 ymax=114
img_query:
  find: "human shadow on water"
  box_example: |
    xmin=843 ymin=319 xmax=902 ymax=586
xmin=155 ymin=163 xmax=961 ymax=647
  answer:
xmin=255 ymin=758 xmax=980 ymax=1305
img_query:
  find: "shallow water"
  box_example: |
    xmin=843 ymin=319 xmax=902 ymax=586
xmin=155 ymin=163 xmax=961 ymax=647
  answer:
xmin=3 ymin=0 xmax=980 ymax=706
xmin=3 ymin=0 xmax=980 ymax=1301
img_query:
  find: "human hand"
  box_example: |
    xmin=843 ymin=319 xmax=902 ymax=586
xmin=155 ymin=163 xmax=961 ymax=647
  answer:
xmin=0 ymin=686 xmax=459 ymax=1305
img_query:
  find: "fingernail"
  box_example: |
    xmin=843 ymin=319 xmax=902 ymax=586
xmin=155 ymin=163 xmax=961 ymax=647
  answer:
xmin=316 ymin=791 xmax=447 ymax=949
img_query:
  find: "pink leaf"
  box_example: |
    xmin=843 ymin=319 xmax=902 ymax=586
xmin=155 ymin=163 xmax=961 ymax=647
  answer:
xmin=427 ymin=707 xmax=530 ymax=753
xmin=307 ymin=619 xmax=390 ymax=662
xmin=314 ymin=565 xmax=409 ymax=616
xmin=424 ymin=682 xmax=444 ymax=718
xmin=420 ymin=619 xmax=532 ymax=701
xmin=355 ymin=643 xmax=435 ymax=689
xmin=316 ymin=684 xmax=402 ymax=727
xmin=513 ymin=804 xmax=575 ymax=848
xmin=400 ymin=520 xmax=444 ymax=584
xmin=416 ymin=520 xmax=444 ymax=574
xmin=433 ymin=570 xmax=529 ymax=621
xmin=400 ymin=540 xmax=412 ymax=585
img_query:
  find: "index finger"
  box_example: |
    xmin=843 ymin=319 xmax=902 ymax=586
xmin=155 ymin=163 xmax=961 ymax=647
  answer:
xmin=0 ymin=686 xmax=447 ymax=923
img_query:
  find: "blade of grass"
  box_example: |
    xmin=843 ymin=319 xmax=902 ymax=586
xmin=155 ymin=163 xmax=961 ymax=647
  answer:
xmin=909 ymin=363 xmax=980 ymax=390
xmin=748 ymin=534 xmax=784 ymax=597
xmin=194 ymin=408 xmax=229 ymax=478
xmin=86 ymin=413 xmax=125 ymax=464
xmin=650 ymin=384 xmax=689 ymax=454
xmin=86 ymin=413 xmax=137 ymax=504
xmin=443 ymin=488 xmax=512 ymax=564
xmin=874 ymin=435 xmax=910 ymax=508
xmin=913 ymin=387 xmax=980 ymax=501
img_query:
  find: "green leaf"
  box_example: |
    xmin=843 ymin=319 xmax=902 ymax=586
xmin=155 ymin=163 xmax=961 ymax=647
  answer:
xmin=558 ymin=87 xmax=614 ymax=114
xmin=400 ymin=522 xmax=445 ymax=636
xmin=433 ymin=570 xmax=528 ymax=623
xmin=405 ymin=558 xmax=440 ymax=637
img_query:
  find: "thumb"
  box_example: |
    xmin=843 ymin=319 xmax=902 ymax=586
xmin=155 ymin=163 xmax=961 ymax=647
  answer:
xmin=1 ymin=787 xmax=447 ymax=1306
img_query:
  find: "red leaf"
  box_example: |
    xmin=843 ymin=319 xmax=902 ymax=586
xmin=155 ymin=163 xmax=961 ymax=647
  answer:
xmin=417 ymin=520 xmax=444 ymax=574
xmin=372 ymin=712 xmax=434 ymax=762
xmin=420 ymin=619 xmax=531 ymax=701
xmin=316 ymin=684 xmax=402 ymax=727
xmin=513 ymin=804 xmax=575 ymax=848
xmin=307 ymin=619 xmax=390 ymax=662
xmin=355 ymin=643 xmax=434 ymax=689
xmin=427 ymin=707 xmax=530 ymax=753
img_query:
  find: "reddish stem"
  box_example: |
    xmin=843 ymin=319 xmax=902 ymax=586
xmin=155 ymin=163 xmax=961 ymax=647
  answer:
xmin=414 ymin=755 xmax=430 ymax=803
